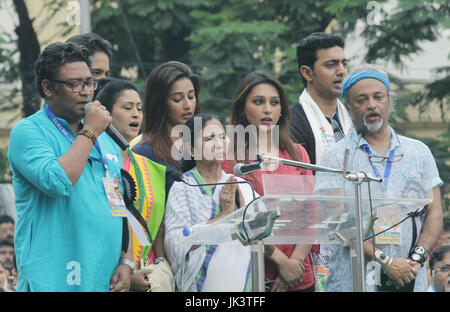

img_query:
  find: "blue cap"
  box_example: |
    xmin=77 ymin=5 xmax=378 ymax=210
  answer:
xmin=341 ymin=70 xmax=390 ymax=99
xmin=182 ymin=228 xmax=190 ymax=237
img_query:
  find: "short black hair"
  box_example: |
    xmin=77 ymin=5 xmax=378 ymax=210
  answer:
xmin=66 ymin=33 xmax=113 ymax=58
xmin=0 ymin=215 xmax=14 ymax=226
xmin=35 ymin=42 xmax=91 ymax=98
xmin=94 ymin=77 xmax=140 ymax=112
xmin=429 ymin=245 xmax=450 ymax=271
xmin=296 ymin=32 xmax=345 ymax=86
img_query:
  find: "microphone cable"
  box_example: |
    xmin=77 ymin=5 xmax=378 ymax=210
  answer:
xmin=171 ymin=170 xmax=257 ymax=245
xmin=363 ymin=208 xmax=420 ymax=242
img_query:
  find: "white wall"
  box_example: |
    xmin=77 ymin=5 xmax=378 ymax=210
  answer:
xmin=344 ymin=1 xmax=450 ymax=84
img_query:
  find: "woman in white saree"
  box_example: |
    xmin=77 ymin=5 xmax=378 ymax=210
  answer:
xmin=164 ymin=113 xmax=257 ymax=291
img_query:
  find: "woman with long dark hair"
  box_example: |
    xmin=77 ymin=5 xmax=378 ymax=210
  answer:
xmin=132 ymin=61 xmax=201 ymax=199
xmin=222 ymin=71 xmax=317 ymax=292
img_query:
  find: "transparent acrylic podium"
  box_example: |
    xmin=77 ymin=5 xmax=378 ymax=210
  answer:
xmin=176 ymin=174 xmax=433 ymax=292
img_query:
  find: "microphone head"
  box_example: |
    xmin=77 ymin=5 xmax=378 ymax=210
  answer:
xmin=233 ymin=163 xmax=244 ymax=177
xmin=356 ymin=124 xmax=368 ymax=136
xmin=170 ymin=170 xmax=185 ymax=182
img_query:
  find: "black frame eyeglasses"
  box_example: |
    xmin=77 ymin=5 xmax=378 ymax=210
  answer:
xmin=51 ymin=78 xmax=98 ymax=92
xmin=367 ymin=134 xmax=404 ymax=163
xmin=368 ymin=154 xmax=404 ymax=163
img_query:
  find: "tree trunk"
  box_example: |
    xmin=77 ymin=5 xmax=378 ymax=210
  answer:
xmin=13 ymin=0 xmax=41 ymax=118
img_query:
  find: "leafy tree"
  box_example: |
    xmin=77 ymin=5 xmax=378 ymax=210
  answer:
xmin=328 ymin=0 xmax=450 ymax=213
xmin=0 ymin=0 xmax=41 ymax=119
xmin=187 ymin=0 xmax=349 ymax=116
xmin=1 ymin=0 xmax=448 ymax=212
xmin=0 ymin=147 xmax=11 ymax=182
xmin=91 ymin=0 xmax=204 ymax=83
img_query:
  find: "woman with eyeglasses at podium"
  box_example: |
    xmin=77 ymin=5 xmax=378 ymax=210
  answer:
xmin=164 ymin=113 xmax=257 ymax=292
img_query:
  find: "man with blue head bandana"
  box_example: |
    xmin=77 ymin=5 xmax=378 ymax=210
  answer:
xmin=316 ymin=65 xmax=444 ymax=292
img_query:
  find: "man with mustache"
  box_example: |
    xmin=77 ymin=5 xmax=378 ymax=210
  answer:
xmin=428 ymin=246 xmax=450 ymax=292
xmin=7 ymin=42 xmax=134 ymax=292
xmin=316 ymin=66 xmax=443 ymax=292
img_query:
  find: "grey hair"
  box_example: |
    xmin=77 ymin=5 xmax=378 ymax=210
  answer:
xmin=344 ymin=64 xmax=396 ymax=119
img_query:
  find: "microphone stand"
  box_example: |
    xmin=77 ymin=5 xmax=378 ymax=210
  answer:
xmin=258 ymin=151 xmax=382 ymax=292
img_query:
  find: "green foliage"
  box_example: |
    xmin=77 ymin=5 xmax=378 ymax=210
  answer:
xmin=0 ymin=147 xmax=11 ymax=183
xmin=326 ymin=0 xmax=450 ymax=213
xmin=88 ymin=0 xmax=348 ymax=116
xmin=411 ymin=131 xmax=450 ymax=214
xmin=2 ymin=0 xmax=449 ymax=210
xmin=187 ymin=0 xmax=340 ymax=115
xmin=0 ymin=33 xmax=20 ymax=83
xmin=187 ymin=1 xmax=288 ymax=116
xmin=0 ymin=32 xmax=21 ymax=114
xmin=91 ymin=0 xmax=202 ymax=78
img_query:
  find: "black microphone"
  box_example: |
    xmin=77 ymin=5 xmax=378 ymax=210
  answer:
xmin=356 ymin=124 xmax=368 ymax=136
xmin=346 ymin=124 xmax=370 ymax=174
xmin=84 ymin=102 xmax=129 ymax=150
xmin=233 ymin=162 xmax=262 ymax=177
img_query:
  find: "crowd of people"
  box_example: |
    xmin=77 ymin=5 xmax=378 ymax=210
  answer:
xmin=2 ymin=31 xmax=448 ymax=292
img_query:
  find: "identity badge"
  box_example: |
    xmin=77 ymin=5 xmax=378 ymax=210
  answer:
xmin=102 ymin=176 xmax=127 ymax=217
xmin=374 ymin=207 xmax=401 ymax=245
xmin=105 ymin=153 xmax=119 ymax=162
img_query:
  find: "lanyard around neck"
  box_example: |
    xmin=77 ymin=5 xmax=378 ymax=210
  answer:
xmin=335 ymin=108 xmax=340 ymax=123
xmin=361 ymin=143 xmax=396 ymax=188
xmin=45 ymin=105 xmax=108 ymax=168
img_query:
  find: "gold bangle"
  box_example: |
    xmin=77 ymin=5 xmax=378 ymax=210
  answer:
xmin=77 ymin=129 xmax=97 ymax=145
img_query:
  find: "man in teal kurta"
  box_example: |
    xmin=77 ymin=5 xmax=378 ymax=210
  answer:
xmin=7 ymin=42 xmax=134 ymax=291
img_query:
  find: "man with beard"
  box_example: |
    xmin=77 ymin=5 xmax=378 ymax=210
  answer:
xmin=0 ymin=215 xmax=14 ymax=241
xmin=316 ymin=66 xmax=443 ymax=292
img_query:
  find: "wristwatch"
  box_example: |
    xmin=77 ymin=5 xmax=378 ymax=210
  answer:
xmin=374 ymin=249 xmax=391 ymax=265
xmin=77 ymin=129 xmax=97 ymax=145
xmin=410 ymin=246 xmax=429 ymax=265
xmin=119 ymin=258 xmax=136 ymax=274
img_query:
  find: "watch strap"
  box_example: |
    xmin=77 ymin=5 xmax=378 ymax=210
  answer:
xmin=375 ymin=249 xmax=390 ymax=265
xmin=77 ymin=129 xmax=97 ymax=145
xmin=414 ymin=246 xmax=429 ymax=258
xmin=410 ymin=245 xmax=429 ymax=265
